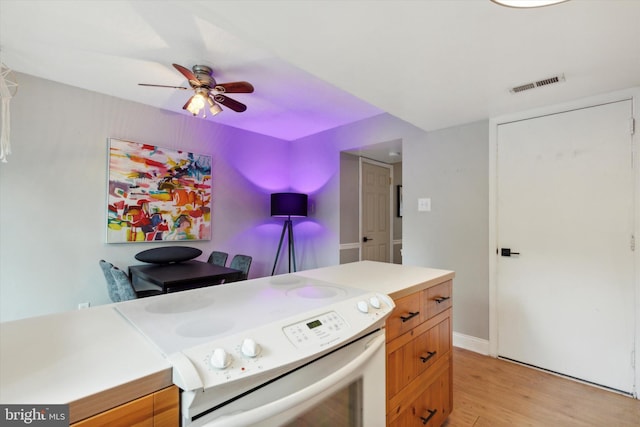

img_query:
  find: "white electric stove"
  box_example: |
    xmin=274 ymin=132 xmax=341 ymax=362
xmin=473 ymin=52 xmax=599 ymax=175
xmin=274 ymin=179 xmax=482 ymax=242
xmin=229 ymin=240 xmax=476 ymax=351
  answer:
xmin=116 ymin=273 xmax=394 ymax=426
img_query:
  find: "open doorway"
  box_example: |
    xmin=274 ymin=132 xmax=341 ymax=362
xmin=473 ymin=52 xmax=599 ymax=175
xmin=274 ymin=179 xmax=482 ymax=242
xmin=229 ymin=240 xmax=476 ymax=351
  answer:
xmin=339 ymin=140 xmax=403 ymax=265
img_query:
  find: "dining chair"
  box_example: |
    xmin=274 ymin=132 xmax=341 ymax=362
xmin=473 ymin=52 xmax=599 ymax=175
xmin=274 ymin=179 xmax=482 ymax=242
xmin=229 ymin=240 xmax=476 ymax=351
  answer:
xmin=228 ymin=254 xmax=252 ymax=282
xmin=99 ymin=260 xmax=162 ymax=302
xmin=207 ymin=250 xmax=229 ymax=267
xmin=99 ymin=260 xmax=122 ymax=302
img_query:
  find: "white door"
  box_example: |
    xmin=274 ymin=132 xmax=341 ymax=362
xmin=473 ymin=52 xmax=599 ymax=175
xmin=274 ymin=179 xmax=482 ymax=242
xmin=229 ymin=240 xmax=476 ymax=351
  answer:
xmin=496 ymin=100 xmax=635 ymax=393
xmin=361 ymin=161 xmax=391 ymax=262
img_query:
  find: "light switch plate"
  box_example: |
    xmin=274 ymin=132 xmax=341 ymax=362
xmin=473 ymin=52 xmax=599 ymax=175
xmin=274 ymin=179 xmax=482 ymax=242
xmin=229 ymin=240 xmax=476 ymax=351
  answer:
xmin=418 ymin=198 xmax=431 ymax=212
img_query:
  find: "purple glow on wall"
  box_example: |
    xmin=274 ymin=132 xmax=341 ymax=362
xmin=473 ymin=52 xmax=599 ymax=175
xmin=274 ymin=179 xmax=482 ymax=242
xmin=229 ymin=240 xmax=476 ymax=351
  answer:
xmin=219 ymin=134 xmax=290 ymax=192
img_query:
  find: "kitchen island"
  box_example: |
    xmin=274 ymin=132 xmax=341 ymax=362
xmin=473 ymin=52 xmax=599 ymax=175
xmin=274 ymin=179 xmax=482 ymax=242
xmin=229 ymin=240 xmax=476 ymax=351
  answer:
xmin=1 ymin=261 xmax=453 ymax=425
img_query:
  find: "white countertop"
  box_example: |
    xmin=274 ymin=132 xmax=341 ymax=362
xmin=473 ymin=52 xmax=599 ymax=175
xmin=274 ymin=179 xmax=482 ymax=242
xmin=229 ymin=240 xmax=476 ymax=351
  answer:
xmin=0 ymin=303 xmax=171 ymax=421
xmin=296 ymin=261 xmax=454 ymax=299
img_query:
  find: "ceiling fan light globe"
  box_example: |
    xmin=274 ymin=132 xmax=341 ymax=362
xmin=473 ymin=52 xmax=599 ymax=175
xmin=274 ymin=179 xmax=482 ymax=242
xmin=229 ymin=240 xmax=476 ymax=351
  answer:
xmin=209 ymin=103 xmax=223 ymax=116
xmin=186 ymin=93 xmax=206 ymax=115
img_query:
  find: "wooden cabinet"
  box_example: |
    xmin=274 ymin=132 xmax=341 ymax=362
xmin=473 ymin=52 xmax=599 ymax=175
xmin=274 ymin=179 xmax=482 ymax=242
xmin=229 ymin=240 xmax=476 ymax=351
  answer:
xmin=386 ymin=280 xmax=453 ymax=426
xmin=71 ymin=385 xmax=178 ymax=427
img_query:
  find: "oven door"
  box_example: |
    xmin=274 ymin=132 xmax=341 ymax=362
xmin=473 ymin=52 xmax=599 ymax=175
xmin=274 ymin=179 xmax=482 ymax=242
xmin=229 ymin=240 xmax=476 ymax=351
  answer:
xmin=190 ymin=329 xmax=386 ymax=427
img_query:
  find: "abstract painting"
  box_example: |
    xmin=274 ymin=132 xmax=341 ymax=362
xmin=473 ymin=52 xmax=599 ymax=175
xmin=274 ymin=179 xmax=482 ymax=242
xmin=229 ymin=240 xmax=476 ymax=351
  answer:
xmin=107 ymin=139 xmax=212 ymax=243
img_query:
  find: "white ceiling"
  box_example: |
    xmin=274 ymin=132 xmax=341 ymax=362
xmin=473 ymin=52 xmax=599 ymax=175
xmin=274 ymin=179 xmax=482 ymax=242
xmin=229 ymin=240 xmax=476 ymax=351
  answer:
xmin=1 ymin=0 xmax=639 ymax=160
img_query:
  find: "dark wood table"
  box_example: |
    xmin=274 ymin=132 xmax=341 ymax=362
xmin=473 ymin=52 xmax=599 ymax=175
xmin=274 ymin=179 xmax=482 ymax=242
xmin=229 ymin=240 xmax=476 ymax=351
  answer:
xmin=129 ymin=260 xmax=243 ymax=293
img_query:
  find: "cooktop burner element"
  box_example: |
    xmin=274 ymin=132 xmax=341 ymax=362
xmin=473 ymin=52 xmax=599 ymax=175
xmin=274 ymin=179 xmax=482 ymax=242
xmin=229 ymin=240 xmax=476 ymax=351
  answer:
xmin=284 ymin=284 xmax=348 ymax=299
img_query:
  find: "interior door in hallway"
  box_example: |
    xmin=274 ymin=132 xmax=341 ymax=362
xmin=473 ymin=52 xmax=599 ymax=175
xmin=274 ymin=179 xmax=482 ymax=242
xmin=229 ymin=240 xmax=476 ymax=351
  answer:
xmin=496 ymin=99 xmax=635 ymax=393
xmin=361 ymin=160 xmax=391 ymax=262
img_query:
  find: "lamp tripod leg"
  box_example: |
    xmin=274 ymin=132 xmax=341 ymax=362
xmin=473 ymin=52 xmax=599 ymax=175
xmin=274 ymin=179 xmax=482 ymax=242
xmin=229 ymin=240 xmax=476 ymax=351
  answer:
xmin=271 ymin=220 xmax=289 ymax=276
xmin=288 ymin=220 xmax=296 ymax=273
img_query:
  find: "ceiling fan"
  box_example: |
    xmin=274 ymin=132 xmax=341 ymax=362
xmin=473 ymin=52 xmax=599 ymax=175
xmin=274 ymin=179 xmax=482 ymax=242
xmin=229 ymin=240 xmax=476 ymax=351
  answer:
xmin=139 ymin=63 xmax=254 ymax=117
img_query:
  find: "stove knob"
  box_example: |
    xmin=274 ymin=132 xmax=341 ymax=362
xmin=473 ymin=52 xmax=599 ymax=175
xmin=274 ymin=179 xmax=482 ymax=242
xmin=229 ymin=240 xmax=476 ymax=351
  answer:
xmin=210 ymin=348 xmax=231 ymax=369
xmin=357 ymin=300 xmax=369 ymax=313
xmin=241 ymin=338 xmax=261 ymax=358
xmin=369 ymin=296 xmax=381 ymax=309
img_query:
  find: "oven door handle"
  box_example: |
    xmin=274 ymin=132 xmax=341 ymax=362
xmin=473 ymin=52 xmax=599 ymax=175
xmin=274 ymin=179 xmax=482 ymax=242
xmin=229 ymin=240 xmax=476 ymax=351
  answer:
xmin=199 ymin=332 xmax=386 ymax=427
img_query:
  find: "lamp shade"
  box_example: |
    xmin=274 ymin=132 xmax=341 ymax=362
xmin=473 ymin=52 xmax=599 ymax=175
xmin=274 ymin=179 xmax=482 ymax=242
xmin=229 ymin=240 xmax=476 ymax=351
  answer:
xmin=271 ymin=193 xmax=308 ymax=217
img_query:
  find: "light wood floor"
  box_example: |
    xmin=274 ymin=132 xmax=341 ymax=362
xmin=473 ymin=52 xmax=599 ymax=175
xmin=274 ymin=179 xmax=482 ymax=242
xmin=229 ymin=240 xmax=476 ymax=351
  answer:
xmin=443 ymin=347 xmax=640 ymax=427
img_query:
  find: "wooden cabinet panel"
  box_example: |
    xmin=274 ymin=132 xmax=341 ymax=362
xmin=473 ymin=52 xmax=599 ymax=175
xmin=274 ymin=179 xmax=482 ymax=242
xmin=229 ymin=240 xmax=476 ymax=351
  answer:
xmin=424 ymin=280 xmax=452 ymax=319
xmin=388 ymin=367 xmax=451 ymax=427
xmin=153 ymin=385 xmax=179 ymax=427
xmin=387 ymin=293 xmax=423 ymax=341
xmin=71 ymin=386 xmax=178 ymax=427
xmin=387 ymin=335 xmax=415 ymax=397
xmin=386 ymin=279 xmax=453 ymax=427
xmin=414 ymin=316 xmax=450 ymax=377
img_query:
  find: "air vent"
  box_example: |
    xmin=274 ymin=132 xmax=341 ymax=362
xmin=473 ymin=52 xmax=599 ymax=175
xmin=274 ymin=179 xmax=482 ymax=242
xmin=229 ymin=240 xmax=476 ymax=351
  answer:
xmin=510 ymin=74 xmax=565 ymax=93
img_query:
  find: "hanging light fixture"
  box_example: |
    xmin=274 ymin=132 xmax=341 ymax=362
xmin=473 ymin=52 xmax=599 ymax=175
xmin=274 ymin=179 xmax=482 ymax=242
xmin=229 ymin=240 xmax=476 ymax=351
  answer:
xmin=185 ymin=89 xmax=207 ymax=116
xmin=491 ymin=0 xmax=569 ymax=7
xmin=185 ymin=88 xmax=222 ymax=118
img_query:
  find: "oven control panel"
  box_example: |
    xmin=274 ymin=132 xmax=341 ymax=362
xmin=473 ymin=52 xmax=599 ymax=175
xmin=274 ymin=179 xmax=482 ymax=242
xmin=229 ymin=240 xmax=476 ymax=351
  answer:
xmin=169 ymin=291 xmax=395 ymax=392
xmin=282 ymin=311 xmax=348 ymax=348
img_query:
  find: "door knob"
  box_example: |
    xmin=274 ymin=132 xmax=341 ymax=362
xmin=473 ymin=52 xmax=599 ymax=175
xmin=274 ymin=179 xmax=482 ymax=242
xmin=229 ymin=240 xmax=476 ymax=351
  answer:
xmin=500 ymin=248 xmax=520 ymax=257
xmin=363 ymin=236 xmax=373 ymax=242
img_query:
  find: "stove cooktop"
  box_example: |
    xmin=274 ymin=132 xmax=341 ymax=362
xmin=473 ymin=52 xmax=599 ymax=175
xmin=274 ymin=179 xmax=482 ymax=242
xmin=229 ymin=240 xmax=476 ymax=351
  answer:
xmin=115 ymin=274 xmax=368 ymax=356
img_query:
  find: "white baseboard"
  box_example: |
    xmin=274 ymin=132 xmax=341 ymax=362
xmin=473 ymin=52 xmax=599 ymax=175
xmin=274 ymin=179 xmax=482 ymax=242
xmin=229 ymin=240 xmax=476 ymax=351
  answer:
xmin=453 ymin=332 xmax=489 ymax=355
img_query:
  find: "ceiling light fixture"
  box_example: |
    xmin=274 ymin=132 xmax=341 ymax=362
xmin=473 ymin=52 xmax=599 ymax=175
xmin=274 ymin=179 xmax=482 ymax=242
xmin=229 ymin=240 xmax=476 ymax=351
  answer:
xmin=186 ymin=88 xmax=222 ymax=118
xmin=491 ymin=0 xmax=569 ymax=8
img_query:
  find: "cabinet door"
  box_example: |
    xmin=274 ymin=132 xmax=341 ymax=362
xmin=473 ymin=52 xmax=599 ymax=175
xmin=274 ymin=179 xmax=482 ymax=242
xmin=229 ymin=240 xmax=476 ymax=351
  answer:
xmin=387 ymin=338 xmax=415 ymax=397
xmin=71 ymin=394 xmax=154 ymax=427
xmin=423 ymin=281 xmax=452 ymax=320
xmin=388 ymin=367 xmax=451 ymax=427
xmin=387 ymin=293 xmax=423 ymax=341
xmin=414 ymin=316 xmax=450 ymax=377
xmin=71 ymin=386 xmax=178 ymax=427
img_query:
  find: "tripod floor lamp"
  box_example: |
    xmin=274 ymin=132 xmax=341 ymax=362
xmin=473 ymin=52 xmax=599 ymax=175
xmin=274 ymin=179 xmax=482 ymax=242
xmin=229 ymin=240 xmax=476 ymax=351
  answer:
xmin=271 ymin=192 xmax=308 ymax=275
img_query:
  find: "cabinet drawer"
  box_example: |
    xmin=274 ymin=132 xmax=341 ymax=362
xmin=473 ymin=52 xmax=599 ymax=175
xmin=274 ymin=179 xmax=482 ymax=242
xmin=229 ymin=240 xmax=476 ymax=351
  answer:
xmin=386 ymin=292 xmax=423 ymax=341
xmin=424 ymin=280 xmax=452 ymax=319
xmin=414 ymin=316 xmax=451 ymax=377
xmin=388 ymin=366 xmax=451 ymax=427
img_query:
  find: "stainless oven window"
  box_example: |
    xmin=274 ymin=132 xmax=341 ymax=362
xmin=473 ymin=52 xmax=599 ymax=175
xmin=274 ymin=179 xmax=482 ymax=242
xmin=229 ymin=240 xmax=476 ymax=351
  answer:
xmin=281 ymin=379 xmax=363 ymax=427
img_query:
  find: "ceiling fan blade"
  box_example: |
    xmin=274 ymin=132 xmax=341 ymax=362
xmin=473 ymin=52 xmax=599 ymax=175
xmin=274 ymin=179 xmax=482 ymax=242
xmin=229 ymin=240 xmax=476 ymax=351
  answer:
xmin=214 ymin=94 xmax=247 ymax=112
xmin=182 ymin=95 xmax=195 ymax=111
xmin=214 ymin=81 xmax=254 ymax=93
xmin=173 ymin=63 xmax=201 ymax=88
xmin=138 ymin=83 xmax=189 ymax=90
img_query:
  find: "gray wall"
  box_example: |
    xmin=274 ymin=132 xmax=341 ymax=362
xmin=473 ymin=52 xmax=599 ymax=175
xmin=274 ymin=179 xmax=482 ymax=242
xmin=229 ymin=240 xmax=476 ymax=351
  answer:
xmin=0 ymin=73 xmax=290 ymax=321
xmin=403 ymin=121 xmax=490 ymax=340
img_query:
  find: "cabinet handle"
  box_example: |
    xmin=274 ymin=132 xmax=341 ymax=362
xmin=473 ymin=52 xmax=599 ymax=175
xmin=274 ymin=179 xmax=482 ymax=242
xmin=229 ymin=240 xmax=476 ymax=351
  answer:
xmin=420 ymin=351 xmax=437 ymax=363
xmin=400 ymin=311 xmax=420 ymax=322
xmin=434 ymin=296 xmax=450 ymax=304
xmin=420 ymin=409 xmax=437 ymax=425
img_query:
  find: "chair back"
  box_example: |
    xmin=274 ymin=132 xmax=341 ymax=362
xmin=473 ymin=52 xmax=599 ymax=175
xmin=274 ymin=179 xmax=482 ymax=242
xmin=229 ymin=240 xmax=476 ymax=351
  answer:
xmin=109 ymin=266 xmax=138 ymax=302
xmin=207 ymin=251 xmax=229 ymax=267
xmin=99 ymin=260 xmax=121 ymax=302
xmin=229 ymin=254 xmax=252 ymax=281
